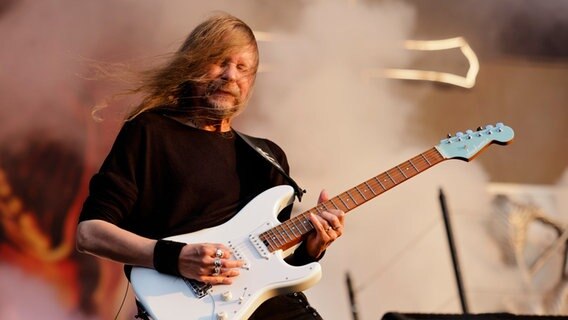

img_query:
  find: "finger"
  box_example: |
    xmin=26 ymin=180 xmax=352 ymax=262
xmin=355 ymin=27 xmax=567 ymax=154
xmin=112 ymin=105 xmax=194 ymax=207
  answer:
xmin=320 ymin=209 xmax=346 ymax=230
xmin=202 ymin=275 xmax=234 ymax=285
xmin=202 ymin=244 xmax=233 ymax=258
xmin=309 ymin=213 xmax=330 ymax=237
xmin=208 ymin=257 xmax=246 ymax=269
xmin=318 ymin=189 xmax=330 ymax=204
xmin=219 ymin=267 xmax=241 ymax=277
xmin=222 ymin=259 xmax=246 ymax=269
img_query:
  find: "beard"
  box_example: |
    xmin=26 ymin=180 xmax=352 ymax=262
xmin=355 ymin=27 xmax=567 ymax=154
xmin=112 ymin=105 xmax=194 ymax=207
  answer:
xmin=176 ymin=79 xmax=248 ymax=124
xmin=203 ymin=80 xmax=243 ymax=116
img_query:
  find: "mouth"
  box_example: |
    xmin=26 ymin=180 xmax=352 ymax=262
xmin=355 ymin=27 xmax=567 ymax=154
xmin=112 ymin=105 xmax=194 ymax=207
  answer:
xmin=215 ymin=90 xmax=234 ymax=96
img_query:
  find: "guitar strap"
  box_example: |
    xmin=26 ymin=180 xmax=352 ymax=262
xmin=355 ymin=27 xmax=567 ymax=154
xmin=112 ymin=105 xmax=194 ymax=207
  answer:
xmin=235 ymin=131 xmax=306 ymax=202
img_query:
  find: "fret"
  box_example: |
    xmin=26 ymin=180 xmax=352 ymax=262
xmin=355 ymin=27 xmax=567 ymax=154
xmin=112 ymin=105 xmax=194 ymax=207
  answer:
xmin=364 ymin=181 xmax=377 ymax=195
xmin=374 ymin=176 xmax=387 ymax=191
xmin=355 ymin=185 xmax=367 ymax=200
xmin=408 ymin=158 xmax=419 ymax=172
xmin=329 ymin=198 xmax=341 ymax=210
xmin=346 ymin=190 xmax=359 ymax=205
xmin=280 ymin=226 xmax=292 ymax=241
xmin=397 ymin=165 xmax=408 ymax=179
xmin=289 ymin=220 xmax=301 ymax=237
xmin=386 ymin=171 xmax=397 ymax=184
xmin=302 ymin=216 xmax=314 ymax=231
xmin=420 ymin=153 xmax=431 ymax=166
xmin=281 ymin=223 xmax=294 ymax=240
xmin=320 ymin=202 xmax=330 ymax=211
xmin=337 ymin=195 xmax=350 ymax=209
xmin=274 ymin=226 xmax=288 ymax=242
xmin=268 ymin=229 xmax=283 ymax=247
xmin=265 ymin=238 xmax=275 ymax=251
xmin=297 ymin=216 xmax=311 ymax=233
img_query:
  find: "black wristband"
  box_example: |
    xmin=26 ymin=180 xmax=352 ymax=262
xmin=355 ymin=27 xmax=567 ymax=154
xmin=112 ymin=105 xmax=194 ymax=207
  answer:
xmin=153 ymin=239 xmax=186 ymax=276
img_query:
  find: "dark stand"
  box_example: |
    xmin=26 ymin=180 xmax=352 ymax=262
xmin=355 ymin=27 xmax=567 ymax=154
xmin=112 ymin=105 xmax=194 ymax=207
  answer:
xmin=346 ymin=271 xmax=359 ymax=320
xmin=439 ymin=188 xmax=469 ymax=314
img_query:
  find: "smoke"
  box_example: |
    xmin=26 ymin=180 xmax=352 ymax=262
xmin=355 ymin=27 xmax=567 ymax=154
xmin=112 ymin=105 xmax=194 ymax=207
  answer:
xmin=245 ymin=0 xmax=417 ymax=181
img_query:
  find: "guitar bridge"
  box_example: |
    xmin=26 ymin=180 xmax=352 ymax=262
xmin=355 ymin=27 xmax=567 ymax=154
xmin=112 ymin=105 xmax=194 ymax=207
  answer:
xmin=183 ymin=278 xmax=212 ymax=299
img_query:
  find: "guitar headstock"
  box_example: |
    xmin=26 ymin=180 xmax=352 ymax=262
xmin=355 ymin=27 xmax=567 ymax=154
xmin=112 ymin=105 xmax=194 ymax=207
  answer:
xmin=436 ymin=123 xmax=514 ymax=161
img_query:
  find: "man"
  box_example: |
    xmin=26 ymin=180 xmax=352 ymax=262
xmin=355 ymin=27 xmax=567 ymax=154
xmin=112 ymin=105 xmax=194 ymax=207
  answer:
xmin=76 ymin=13 xmax=345 ymax=319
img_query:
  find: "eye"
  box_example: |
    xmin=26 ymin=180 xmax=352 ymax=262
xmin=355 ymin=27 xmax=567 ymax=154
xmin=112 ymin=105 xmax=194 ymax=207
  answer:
xmin=237 ymin=64 xmax=249 ymax=72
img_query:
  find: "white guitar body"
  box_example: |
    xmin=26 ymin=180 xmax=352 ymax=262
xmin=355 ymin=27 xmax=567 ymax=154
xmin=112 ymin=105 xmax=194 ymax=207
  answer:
xmin=130 ymin=185 xmax=322 ymax=320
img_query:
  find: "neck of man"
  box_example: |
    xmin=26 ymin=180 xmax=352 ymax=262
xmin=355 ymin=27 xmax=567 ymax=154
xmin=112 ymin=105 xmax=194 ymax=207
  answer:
xmin=180 ymin=115 xmax=233 ymax=133
xmin=198 ymin=118 xmax=232 ymax=133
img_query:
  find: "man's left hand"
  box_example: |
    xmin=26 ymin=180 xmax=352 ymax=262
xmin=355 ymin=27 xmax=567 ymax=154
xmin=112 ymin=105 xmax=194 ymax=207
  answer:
xmin=305 ymin=189 xmax=345 ymax=259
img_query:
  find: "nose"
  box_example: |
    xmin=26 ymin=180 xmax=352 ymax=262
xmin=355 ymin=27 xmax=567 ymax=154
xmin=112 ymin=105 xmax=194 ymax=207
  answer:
xmin=221 ymin=63 xmax=238 ymax=81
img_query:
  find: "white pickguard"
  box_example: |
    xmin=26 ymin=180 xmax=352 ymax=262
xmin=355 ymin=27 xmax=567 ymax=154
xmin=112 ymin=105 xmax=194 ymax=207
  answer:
xmin=130 ymin=185 xmax=322 ymax=320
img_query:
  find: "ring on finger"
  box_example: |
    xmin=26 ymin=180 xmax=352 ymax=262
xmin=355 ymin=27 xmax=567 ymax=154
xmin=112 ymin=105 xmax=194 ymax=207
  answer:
xmin=214 ymin=258 xmax=222 ymax=267
xmin=215 ymin=248 xmax=223 ymax=258
xmin=213 ymin=266 xmax=221 ymax=276
xmin=325 ymin=226 xmax=332 ymax=232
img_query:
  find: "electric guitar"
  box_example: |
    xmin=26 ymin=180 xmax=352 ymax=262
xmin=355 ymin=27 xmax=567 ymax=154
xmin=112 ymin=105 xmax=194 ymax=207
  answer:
xmin=130 ymin=123 xmax=514 ymax=320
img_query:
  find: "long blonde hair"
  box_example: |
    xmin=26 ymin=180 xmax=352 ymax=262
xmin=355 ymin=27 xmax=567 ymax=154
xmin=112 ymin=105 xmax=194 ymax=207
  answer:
xmin=119 ymin=13 xmax=258 ymax=121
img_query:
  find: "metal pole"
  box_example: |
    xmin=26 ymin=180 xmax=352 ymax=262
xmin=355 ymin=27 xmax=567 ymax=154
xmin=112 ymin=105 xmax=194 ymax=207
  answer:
xmin=346 ymin=271 xmax=359 ymax=320
xmin=439 ymin=188 xmax=469 ymax=313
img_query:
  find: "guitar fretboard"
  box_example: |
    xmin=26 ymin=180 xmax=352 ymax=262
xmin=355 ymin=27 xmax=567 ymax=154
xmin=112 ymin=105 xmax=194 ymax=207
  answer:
xmin=258 ymin=147 xmax=445 ymax=252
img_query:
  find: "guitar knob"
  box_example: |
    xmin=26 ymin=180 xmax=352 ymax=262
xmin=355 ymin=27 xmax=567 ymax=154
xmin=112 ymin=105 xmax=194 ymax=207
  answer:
xmin=477 ymin=126 xmax=483 ymax=131
xmin=447 ymin=133 xmax=452 ymax=138
xmin=496 ymin=122 xmax=504 ymax=127
xmin=455 ymin=132 xmax=464 ymax=141
xmin=217 ymin=311 xmax=229 ymax=320
xmin=465 ymin=130 xmax=473 ymax=134
xmin=486 ymin=124 xmax=494 ymax=129
xmin=221 ymin=291 xmax=233 ymax=301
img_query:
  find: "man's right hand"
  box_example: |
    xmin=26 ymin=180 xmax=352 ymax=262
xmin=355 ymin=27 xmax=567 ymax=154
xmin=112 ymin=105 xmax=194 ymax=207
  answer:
xmin=178 ymin=243 xmax=245 ymax=285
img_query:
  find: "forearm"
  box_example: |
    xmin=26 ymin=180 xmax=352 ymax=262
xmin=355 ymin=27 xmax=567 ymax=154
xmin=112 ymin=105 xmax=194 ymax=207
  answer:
xmin=76 ymin=219 xmax=156 ymax=268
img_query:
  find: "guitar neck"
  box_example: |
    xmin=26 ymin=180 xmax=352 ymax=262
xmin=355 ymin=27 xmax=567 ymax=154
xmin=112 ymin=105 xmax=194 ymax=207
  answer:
xmin=259 ymin=147 xmax=446 ymax=252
